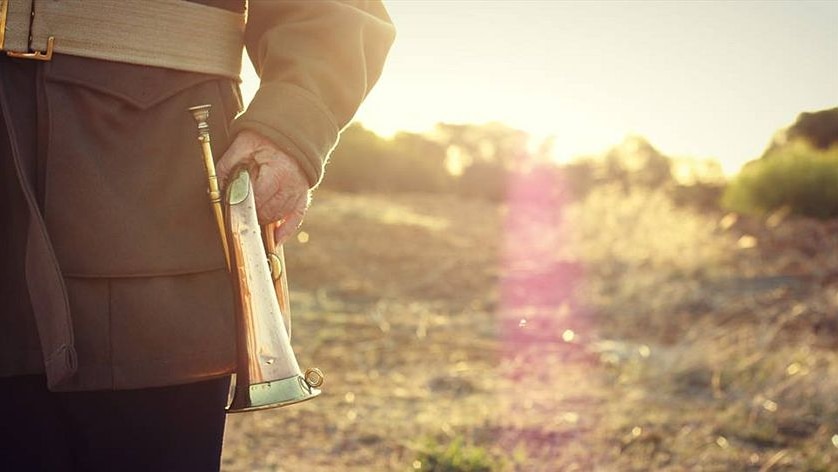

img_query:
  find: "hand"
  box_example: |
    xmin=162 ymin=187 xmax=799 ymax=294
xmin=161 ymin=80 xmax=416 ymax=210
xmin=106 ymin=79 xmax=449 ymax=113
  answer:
xmin=216 ymin=129 xmax=311 ymax=245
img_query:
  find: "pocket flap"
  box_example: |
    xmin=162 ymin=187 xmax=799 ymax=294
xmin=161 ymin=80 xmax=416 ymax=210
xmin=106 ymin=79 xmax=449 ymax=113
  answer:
xmin=45 ymin=55 xmax=217 ymax=110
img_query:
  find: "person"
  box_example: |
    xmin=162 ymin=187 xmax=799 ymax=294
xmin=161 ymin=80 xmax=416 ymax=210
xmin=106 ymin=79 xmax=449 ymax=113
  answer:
xmin=0 ymin=1 xmax=395 ymax=470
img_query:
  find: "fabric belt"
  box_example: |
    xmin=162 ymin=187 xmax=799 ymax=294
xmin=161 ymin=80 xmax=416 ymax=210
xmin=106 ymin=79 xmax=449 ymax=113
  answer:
xmin=0 ymin=0 xmax=244 ymax=79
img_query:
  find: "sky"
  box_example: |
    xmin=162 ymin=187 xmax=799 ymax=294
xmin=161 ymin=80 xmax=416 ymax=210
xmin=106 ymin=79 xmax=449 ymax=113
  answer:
xmin=242 ymin=1 xmax=838 ymax=174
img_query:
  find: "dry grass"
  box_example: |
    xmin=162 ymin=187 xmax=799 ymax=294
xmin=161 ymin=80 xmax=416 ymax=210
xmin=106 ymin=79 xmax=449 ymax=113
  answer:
xmin=221 ymin=184 xmax=838 ymax=471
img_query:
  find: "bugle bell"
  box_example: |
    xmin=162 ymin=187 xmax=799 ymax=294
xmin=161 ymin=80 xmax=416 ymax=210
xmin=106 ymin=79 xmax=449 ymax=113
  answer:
xmin=188 ymin=105 xmax=323 ymax=413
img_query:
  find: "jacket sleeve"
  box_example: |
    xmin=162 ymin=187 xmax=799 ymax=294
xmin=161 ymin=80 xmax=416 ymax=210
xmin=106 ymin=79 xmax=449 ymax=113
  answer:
xmin=230 ymin=0 xmax=396 ymax=187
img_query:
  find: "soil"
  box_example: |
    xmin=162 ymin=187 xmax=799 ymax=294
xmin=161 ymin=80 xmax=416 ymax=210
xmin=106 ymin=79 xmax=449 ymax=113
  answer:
xmin=221 ymin=188 xmax=838 ymax=471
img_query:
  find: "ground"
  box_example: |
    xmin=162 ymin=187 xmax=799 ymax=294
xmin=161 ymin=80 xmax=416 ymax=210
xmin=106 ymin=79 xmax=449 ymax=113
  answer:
xmin=221 ymin=184 xmax=838 ymax=471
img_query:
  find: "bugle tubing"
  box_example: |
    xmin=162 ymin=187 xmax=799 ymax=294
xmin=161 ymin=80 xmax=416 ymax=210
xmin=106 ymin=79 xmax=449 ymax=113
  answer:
xmin=188 ymin=104 xmax=323 ymax=413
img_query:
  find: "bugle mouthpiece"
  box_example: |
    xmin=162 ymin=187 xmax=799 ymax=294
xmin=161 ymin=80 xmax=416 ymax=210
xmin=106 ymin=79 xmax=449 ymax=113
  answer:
xmin=188 ymin=104 xmax=212 ymax=136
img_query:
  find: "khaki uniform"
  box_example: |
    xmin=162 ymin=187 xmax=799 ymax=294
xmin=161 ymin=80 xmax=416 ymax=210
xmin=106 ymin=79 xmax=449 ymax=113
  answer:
xmin=0 ymin=0 xmax=395 ymax=391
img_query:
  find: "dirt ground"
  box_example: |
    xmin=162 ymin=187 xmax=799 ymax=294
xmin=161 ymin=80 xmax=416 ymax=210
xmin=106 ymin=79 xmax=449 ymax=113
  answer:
xmin=221 ymin=185 xmax=838 ymax=471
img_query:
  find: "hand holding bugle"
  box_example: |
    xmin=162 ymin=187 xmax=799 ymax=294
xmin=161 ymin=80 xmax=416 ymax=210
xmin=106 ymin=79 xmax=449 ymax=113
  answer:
xmin=189 ymin=105 xmax=323 ymax=413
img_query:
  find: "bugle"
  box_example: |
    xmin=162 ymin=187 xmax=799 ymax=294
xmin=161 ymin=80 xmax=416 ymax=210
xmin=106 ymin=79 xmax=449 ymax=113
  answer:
xmin=189 ymin=104 xmax=323 ymax=413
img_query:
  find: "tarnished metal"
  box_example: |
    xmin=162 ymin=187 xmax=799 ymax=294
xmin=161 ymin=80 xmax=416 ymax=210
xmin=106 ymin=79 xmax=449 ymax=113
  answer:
xmin=224 ymin=169 xmax=321 ymax=412
xmin=227 ymin=169 xmax=250 ymax=206
xmin=0 ymin=0 xmax=8 ymax=50
xmin=305 ymin=368 xmax=325 ymax=388
xmin=188 ymin=104 xmax=230 ymax=270
xmin=263 ymin=222 xmax=291 ymax=335
xmin=189 ymin=105 xmax=322 ymax=413
xmin=7 ymin=35 xmax=54 ymax=61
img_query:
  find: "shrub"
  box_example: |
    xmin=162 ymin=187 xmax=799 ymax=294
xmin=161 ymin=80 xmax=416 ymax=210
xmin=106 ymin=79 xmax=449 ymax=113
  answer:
xmin=784 ymin=107 xmax=838 ymax=151
xmin=669 ymin=182 xmax=725 ymax=211
xmin=323 ymin=123 xmax=390 ymax=192
xmin=723 ymin=142 xmax=838 ymax=218
xmin=457 ymin=161 xmax=507 ymax=202
xmin=414 ymin=436 xmax=499 ymax=472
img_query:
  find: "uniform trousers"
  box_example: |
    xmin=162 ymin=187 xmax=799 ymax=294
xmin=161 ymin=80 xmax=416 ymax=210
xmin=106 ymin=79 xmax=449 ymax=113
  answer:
xmin=0 ymin=375 xmax=230 ymax=471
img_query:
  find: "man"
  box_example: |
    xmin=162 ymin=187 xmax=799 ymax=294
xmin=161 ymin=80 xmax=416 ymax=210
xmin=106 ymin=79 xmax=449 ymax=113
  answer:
xmin=0 ymin=1 xmax=394 ymax=470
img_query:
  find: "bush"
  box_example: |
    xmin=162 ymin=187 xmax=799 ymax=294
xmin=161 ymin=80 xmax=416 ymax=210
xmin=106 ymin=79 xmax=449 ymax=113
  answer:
xmin=457 ymin=161 xmax=507 ymax=202
xmin=323 ymin=124 xmax=453 ymax=194
xmin=669 ymin=183 xmax=725 ymax=211
xmin=414 ymin=437 xmax=499 ymax=472
xmin=323 ymin=123 xmax=390 ymax=192
xmin=785 ymin=107 xmax=838 ymax=151
xmin=723 ymin=142 xmax=838 ymax=218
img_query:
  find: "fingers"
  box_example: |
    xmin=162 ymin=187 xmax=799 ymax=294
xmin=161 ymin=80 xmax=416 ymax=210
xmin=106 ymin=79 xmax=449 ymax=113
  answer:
xmin=252 ymin=153 xmax=284 ymax=220
xmin=256 ymin=189 xmax=293 ymax=225
xmin=260 ymin=186 xmax=309 ymax=243
xmin=250 ymin=147 xmax=310 ymax=224
xmin=273 ymin=196 xmax=308 ymax=245
xmin=214 ymin=129 xmax=311 ymax=242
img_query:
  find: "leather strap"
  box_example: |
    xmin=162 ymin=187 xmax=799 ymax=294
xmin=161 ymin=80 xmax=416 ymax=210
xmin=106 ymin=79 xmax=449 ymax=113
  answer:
xmin=7 ymin=0 xmax=244 ymax=78
xmin=0 ymin=67 xmax=78 ymax=389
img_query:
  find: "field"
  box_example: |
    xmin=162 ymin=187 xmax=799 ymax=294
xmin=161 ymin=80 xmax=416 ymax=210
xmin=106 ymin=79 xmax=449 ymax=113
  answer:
xmin=221 ymin=182 xmax=838 ymax=471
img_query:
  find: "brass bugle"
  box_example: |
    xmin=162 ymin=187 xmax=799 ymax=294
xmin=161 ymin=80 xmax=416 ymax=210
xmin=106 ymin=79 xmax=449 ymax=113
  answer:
xmin=189 ymin=105 xmax=323 ymax=413
xmin=188 ymin=105 xmax=230 ymax=270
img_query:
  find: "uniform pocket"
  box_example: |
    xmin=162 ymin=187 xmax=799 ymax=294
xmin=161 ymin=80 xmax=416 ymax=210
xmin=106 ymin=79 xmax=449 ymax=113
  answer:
xmin=41 ymin=55 xmax=239 ymax=277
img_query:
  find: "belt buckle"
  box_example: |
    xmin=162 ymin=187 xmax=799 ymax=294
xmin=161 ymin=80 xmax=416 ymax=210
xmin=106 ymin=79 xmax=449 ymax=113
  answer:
xmin=0 ymin=0 xmax=54 ymax=62
xmin=0 ymin=0 xmax=7 ymax=50
xmin=7 ymin=36 xmax=55 ymax=61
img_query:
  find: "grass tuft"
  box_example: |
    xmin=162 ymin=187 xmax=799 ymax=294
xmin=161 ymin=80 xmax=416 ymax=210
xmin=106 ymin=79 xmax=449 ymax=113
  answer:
xmin=414 ymin=436 xmax=500 ymax=472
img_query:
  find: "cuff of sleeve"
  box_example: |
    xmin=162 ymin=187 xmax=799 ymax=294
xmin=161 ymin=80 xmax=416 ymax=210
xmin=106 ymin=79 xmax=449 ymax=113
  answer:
xmin=229 ymin=82 xmax=340 ymax=187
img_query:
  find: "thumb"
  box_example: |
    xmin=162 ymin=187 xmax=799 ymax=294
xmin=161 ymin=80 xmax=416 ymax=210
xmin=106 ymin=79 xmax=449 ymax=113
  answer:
xmin=215 ymin=135 xmax=248 ymax=188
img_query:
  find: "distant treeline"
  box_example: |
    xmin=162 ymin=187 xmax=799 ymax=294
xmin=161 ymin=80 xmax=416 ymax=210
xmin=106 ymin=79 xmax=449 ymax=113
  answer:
xmin=323 ymin=108 xmax=838 ymax=218
xmin=322 ymin=122 xmax=724 ymax=208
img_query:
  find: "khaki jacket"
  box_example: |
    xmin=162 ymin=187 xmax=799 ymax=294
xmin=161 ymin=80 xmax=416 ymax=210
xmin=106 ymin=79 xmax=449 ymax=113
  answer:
xmin=0 ymin=0 xmax=395 ymax=391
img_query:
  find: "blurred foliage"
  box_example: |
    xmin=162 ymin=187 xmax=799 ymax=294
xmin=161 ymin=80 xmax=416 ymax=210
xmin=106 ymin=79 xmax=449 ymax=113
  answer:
xmin=787 ymin=107 xmax=838 ymax=150
xmin=324 ymin=121 xmax=534 ymax=201
xmin=414 ymin=437 xmax=499 ymax=472
xmin=325 ymin=124 xmax=453 ymax=193
xmin=325 ymin=123 xmax=724 ymax=209
xmin=603 ymin=135 xmax=672 ymax=190
xmin=563 ymin=137 xmax=719 ymax=201
xmin=326 ymin=107 xmax=838 ymax=215
xmin=764 ymin=107 xmax=838 ymax=155
xmin=437 ymin=121 xmax=532 ymax=202
xmin=724 ymin=141 xmax=838 ymax=218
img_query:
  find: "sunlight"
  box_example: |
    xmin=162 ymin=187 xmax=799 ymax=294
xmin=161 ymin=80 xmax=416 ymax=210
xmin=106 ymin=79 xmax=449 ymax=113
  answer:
xmin=444 ymin=145 xmax=469 ymax=176
xmin=239 ymin=52 xmax=258 ymax=107
xmin=360 ymin=2 xmax=835 ymax=174
xmin=239 ymin=2 xmax=837 ymax=176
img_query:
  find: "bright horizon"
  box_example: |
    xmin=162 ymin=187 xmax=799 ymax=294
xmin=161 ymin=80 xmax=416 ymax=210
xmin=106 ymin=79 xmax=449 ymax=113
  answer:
xmin=242 ymin=1 xmax=838 ymax=175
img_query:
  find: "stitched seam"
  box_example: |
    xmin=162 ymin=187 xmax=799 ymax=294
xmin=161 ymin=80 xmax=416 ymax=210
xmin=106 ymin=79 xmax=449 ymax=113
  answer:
xmin=112 ymin=350 xmax=235 ymax=364
xmin=63 ymin=266 xmax=228 ymax=279
xmin=44 ymin=74 xmax=217 ymax=111
xmin=43 ymin=63 xmax=54 ymax=232
xmin=216 ymin=79 xmax=233 ymax=136
xmin=107 ymin=278 xmax=115 ymax=389
xmin=0 ymin=60 xmax=76 ymax=366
